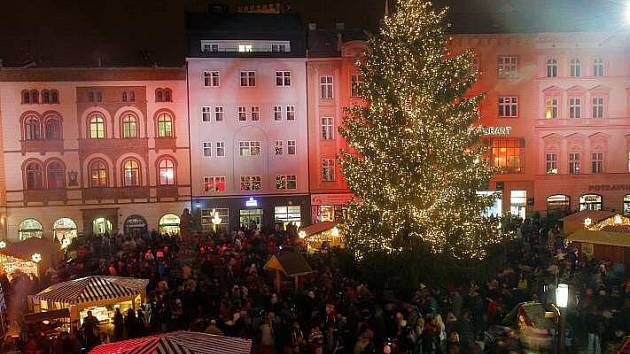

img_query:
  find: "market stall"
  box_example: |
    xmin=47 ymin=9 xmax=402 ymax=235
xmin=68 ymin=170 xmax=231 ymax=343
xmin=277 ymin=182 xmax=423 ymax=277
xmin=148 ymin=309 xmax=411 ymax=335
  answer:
xmin=567 ymin=213 xmax=630 ymax=267
xmin=89 ymin=331 xmax=252 ymax=354
xmin=28 ymin=276 xmax=148 ymax=332
xmin=561 ymin=210 xmax=616 ymax=235
xmin=264 ymin=251 xmax=313 ymax=293
xmin=0 ymin=253 xmax=38 ymax=280
xmin=1 ymin=236 xmax=62 ymax=272
xmin=298 ymin=221 xmax=344 ymax=252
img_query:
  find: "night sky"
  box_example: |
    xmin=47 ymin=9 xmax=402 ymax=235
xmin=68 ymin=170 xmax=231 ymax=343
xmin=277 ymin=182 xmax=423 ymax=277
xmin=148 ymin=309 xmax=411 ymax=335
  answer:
xmin=0 ymin=0 xmax=624 ymax=67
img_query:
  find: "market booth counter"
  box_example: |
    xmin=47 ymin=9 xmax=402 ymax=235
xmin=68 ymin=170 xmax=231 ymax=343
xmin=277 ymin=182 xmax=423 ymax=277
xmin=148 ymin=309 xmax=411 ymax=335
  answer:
xmin=27 ymin=276 xmax=148 ymax=333
xmin=298 ymin=221 xmax=344 ymax=253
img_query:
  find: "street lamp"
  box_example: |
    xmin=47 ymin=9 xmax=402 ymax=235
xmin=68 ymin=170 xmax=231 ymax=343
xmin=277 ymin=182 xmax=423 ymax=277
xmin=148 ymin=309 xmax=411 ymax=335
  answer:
xmin=211 ymin=209 xmax=222 ymax=233
xmin=555 ymin=283 xmax=569 ymax=354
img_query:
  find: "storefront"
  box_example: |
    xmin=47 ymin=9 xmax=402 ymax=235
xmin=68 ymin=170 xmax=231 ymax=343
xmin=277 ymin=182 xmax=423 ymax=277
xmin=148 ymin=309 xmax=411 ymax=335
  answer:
xmin=535 ymin=179 xmax=630 ymax=215
xmin=92 ymin=217 xmax=113 ymax=235
xmin=310 ymin=193 xmax=354 ymax=223
xmin=18 ymin=218 xmax=43 ymax=240
xmin=124 ymin=215 xmax=148 ymax=236
xmin=159 ymin=214 xmax=180 ymax=235
xmin=53 ymin=218 xmax=77 ymax=247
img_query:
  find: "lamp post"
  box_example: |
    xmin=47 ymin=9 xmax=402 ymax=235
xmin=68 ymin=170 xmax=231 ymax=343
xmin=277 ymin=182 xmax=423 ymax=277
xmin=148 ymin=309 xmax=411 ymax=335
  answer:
xmin=555 ymin=283 xmax=569 ymax=354
xmin=211 ymin=209 xmax=222 ymax=233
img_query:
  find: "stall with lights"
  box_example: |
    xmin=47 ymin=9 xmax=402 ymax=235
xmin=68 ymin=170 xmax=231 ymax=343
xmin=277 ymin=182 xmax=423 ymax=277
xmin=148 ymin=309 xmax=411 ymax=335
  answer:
xmin=567 ymin=213 xmax=630 ymax=267
xmin=298 ymin=221 xmax=344 ymax=252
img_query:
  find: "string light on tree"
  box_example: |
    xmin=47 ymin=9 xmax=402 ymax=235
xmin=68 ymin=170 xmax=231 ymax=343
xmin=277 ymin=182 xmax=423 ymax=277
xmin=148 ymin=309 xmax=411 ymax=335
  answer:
xmin=339 ymin=0 xmax=500 ymax=260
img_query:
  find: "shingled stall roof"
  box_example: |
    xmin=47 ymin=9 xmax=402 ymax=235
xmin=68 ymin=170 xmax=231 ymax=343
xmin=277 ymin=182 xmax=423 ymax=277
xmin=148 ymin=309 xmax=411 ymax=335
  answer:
xmin=264 ymin=252 xmax=313 ymax=277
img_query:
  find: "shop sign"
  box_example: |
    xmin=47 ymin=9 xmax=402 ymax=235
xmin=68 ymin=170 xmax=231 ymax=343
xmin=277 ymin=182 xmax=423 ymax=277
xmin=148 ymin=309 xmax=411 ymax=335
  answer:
xmin=125 ymin=216 xmax=147 ymax=228
xmin=588 ymin=184 xmax=630 ymax=192
xmin=245 ymin=197 xmax=258 ymax=207
xmin=481 ymin=126 xmax=512 ymax=135
xmin=311 ymin=193 xmax=355 ymax=206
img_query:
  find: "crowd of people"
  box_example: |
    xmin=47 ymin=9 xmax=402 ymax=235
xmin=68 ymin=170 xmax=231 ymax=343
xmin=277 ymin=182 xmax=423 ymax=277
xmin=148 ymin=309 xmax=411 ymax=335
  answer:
xmin=0 ymin=214 xmax=629 ymax=354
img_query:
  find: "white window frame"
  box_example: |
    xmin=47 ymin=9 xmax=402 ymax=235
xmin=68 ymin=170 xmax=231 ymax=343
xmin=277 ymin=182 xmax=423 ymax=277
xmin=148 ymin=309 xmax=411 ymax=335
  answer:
xmin=545 ymin=96 xmax=558 ymax=119
xmin=569 ymin=97 xmax=582 ymax=119
xmin=287 ymin=140 xmax=296 ymax=155
xmin=286 ymin=105 xmax=295 ymax=121
xmin=593 ymin=57 xmax=604 ymax=77
xmin=215 ymin=106 xmax=224 ymax=121
xmin=204 ymin=176 xmax=226 ymax=192
xmin=239 ymin=141 xmax=261 ymax=156
xmin=322 ymin=159 xmax=335 ymax=181
xmin=238 ymin=106 xmax=247 ymax=121
xmin=203 ymin=71 xmax=220 ymax=87
xmin=592 ymin=152 xmax=604 ymax=173
xmin=202 ymin=142 xmax=212 ymax=157
xmin=546 ymin=58 xmax=557 ymax=78
xmin=273 ymin=106 xmax=283 ymax=121
xmin=320 ymin=75 xmax=334 ymax=99
xmin=569 ymin=152 xmax=581 ymax=174
xmin=275 ymin=71 xmax=291 ymax=86
xmin=251 ymin=106 xmax=260 ymax=121
xmin=570 ymin=58 xmax=581 ymax=77
xmin=202 ymin=106 xmax=212 ymax=122
xmin=201 ymin=43 xmax=219 ymax=53
xmin=321 ymin=117 xmax=334 ymax=140
xmin=274 ymin=140 xmax=283 ymax=155
xmin=240 ymin=71 xmax=256 ymax=87
xmin=275 ymin=175 xmax=297 ymax=190
xmin=216 ymin=141 xmax=225 ymax=157
xmin=240 ymin=175 xmax=262 ymax=191
xmin=546 ymin=153 xmax=558 ymax=174
xmin=592 ymin=96 xmax=604 ymax=118
xmin=498 ymin=96 xmax=518 ymax=118
xmin=351 ymin=73 xmax=363 ymax=97
xmin=497 ymin=56 xmax=518 ymax=79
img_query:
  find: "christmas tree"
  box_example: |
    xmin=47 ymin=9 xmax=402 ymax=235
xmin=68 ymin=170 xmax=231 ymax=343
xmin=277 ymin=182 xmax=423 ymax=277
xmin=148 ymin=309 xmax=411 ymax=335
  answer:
xmin=340 ymin=0 xmax=499 ymax=260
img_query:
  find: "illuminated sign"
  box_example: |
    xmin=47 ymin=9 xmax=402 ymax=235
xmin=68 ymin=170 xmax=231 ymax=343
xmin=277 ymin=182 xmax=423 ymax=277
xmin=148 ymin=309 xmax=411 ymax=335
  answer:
xmin=482 ymin=126 xmax=512 ymax=135
xmin=245 ymin=197 xmax=258 ymax=207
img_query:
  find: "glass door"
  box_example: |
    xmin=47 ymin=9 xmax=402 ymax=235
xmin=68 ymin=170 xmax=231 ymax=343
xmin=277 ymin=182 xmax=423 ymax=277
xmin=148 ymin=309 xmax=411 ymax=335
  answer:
xmin=240 ymin=209 xmax=263 ymax=229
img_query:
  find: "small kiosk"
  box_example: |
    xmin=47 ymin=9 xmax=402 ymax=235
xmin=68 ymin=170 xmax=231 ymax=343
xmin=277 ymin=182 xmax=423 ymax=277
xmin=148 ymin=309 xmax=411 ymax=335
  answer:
xmin=298 ymin=221 xmax=345 ymax=253
xmin=28 ymin=276 xmax=148 ymax=332
xmin=264 ymin=252 xmax=313 ymax=293
xmin=567 ymin=213 xmax=630 ymax=267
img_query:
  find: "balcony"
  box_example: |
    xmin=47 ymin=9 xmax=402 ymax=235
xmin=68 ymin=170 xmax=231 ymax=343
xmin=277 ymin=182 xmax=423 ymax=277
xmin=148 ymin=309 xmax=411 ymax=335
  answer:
xmin=82 ymin=186 xmax=149 ymax=201
xmin=79 ymin=138 xmax=148 ymax=159
xmin=24 ymin=189 xmax=67 ymax=203
xmin=20 ymin=139 xmax=64 ymax=154
xmin=156 ymin=185 xmax=178 ymax=199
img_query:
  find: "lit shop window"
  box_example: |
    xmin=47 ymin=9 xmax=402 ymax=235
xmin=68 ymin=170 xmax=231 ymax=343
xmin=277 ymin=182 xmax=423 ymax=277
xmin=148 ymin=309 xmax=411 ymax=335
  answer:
xmin=579 ymin=194 xmax=602 ymax=211
xmin=547 ymin=195 xmax=570 ymax=214
xmin=274 ymin=206 xmax=301 ymax=227
xmin=510 ymin=190 xmax=527 ymax=219
xmin=490 ymin=138 xmax=524 ymax=173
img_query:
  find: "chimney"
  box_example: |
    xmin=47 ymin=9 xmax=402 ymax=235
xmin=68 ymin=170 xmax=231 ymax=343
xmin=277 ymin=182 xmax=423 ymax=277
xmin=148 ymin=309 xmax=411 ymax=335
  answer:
xmin=308 ymin=23 xmax=317 ymax=31
xmin=335 ymin=22 xmax=345 ymax=31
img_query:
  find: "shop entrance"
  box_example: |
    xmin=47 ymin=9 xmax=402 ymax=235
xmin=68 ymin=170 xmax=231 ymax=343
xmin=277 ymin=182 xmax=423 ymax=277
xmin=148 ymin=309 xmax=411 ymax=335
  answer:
xmin=124 ymin=215 xmax=147 ymax=236
xmin=53 ymin=218 xmax=77 ymax=248
xmin=240 ymin=209 xmax=263 ymax=229
xmin=159 ymin=214 xmax=180 ymax=235
xmin=92 ymin=217 xmax=113 ymax=235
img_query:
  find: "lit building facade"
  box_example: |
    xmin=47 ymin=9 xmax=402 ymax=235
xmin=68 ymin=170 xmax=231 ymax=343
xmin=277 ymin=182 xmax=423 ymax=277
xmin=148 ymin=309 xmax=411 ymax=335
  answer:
xmin=0 ymin=68 xmax=191 ymax=243
xmin=187 ymin=11 xmax=310 ymax=231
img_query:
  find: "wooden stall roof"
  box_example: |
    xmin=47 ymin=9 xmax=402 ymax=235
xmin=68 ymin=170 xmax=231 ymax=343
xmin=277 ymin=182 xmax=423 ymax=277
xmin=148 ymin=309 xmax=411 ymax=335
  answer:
xmin=568 ymin=229 xmax=630 ymax=248
xmin=264 ymin=252 xmax=313 ymax=277
xmin=299 ymin=221 xmax=336 ymax=235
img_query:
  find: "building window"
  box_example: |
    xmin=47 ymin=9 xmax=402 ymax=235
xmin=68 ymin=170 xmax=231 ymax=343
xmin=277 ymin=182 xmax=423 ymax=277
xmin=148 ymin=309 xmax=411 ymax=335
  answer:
xmin=321 ymin=117 xmax=334 ymax=140
xmin=201 ymin=208 xmax=229 ymax=231
xmin=238 ymin=44 xmax=253 ymax=52
xmin=240 ymin=176 xmax=262 ymax=191
xmin=274 ymin=206 xmax=301 ymax=226
xmin=216 ymin=142 xmax=225 ymax=157
xmin=240 ymin=71 xmax=256 ymax=86
xmin=89 ymin=160 xmax=108 ymax=187
xmin=46 ymin=161 xmax=65 ymax=189
xmin=204 ymin=176 xmax=226 ymax=192
xmin=88 ymin=115 xmax=106 ymax=139
xmin=569 ymin=152 xmax=581 ymax=174
xmin=276 ymin=175 xmax=297 ymax=190
xmin=122 ymin=91 xmax=128 ymax=102
xmin=490 ymin=138 xmax=524 ymax=173
xmin=546 ymin=153 xmax=558 ymax=174
xmin=251 ymin=106 xmax=260 ymax=121
xmin=592 ymin=152 xmax=604 ymax=173
xmin=239 ymin=141 xmax=261 ymax=156
xmin=45 ymin=117 xmax=61 ymax=140
xmin=203 ymin=71 xmax=220 ymax=87
xmin=202 ymin=43 xmax=219 ymax=53
xmin=351 ymin=74 xmax=363 ymax=97
xmin=498 ymin=96 xmax=518 ymax=117
xmin=18 ymin=219 xmax=43 ymax=240
xmin=274 ymin=140 xmax=283 ymax=155
xmin=24 ymin=116 xmax=41 ymax=140
xmin=271 ymin=43 xmax=289 ymax=52
xmin=287 ymin=140 xmax=296 ymax=155
xmin=593 ymin=57 xmax=604 ymax=77
xmin=21 ymin=90 xmax=30 ymax=104
xmin=238 ymin=106 xmax=247 ymax=121
xmin=275 ymin=71 xmax=291 ymax=86
xmin=273 ymin=106 xmax=282 ymax=120
xmin=545 ymin=96 xmax=558 ymax=119
xmin=570 ymin=58 xmax=581 ymax=77
xmin=163 ymin=89 xmax=172 ymax=102
xmin=157 ymin=113 xmax=173 ymax=137
xmin=42 ymin=90 xmax=50 ymax=104
xmin=286 ymin=105 xmax=295 ymax=121
xmin=155 ymin=89 xmax=164 ymax=102
xmin=497 ymin=56 xmax=518 ymax=79
xmin=569 ymin=97 xmax=582 ymax=118
xmin=202 ymin=106 xmax=212 ymax=122
xmin=592 ymin=96 xmax=604 ymax=118
xmin=546 ymin=58 xmax=557 ymax=78
xmin=203 ymin=142 xmax=212 ymax=157
xmin=624 ymin=195 xmax=630 ymax=214
xmin=510 ymin=190 xmax=527 ymax=219
xmin=122 ymin=159 xmax=141 ymax=186
xmin=51 ymin=90 xmax=59 ymax=103
xmin=30 ymin=89 xmax=39 ymax=103
xmin=158 ymin=158 xmax=175 ymax=185
xmin=579 ymin=194 xmax=602 ymax=211
xmin=320 ymin=75 xmax=334 ymax=99
xmin=215 ymin=106 xmax=224 ymax=121
xmin=547 ymin=195 xmax=570 ymax=214
xmin=122 ymin=114 xmax=138 ymax=138
xmin=25 ymin=162 xmax=43 ymax=190
xmin=322 ymin=159 xmax=335 ymax=181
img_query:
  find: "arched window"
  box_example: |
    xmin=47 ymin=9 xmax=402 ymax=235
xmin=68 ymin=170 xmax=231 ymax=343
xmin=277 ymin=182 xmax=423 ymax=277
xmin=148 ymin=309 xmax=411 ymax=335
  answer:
xmin=47 ymin=161 xmax=65 ymax=189
xmin=155 ymin=88 xmax=163 ymax=102
xmin=25 ymin=162 xmax=43 ymax=190
xmin=21 ymin=90 xmax=30 ymax=104
xmin=24 ymin=116 xmax=41 ymax=140
xmin=129 ymin=91 xmax=135 ymax=102
xmin=122 ymin=159 xmax=141 ymax=186
xmin=158 ymin=158 xmax=175 ymax=185
xmin=45 ymin=117 xmax=62 ymax=140
xmin=122 ymin=91 xmax=128 ymax=102
xmin=570 ymin=58 xmax=581 ymax=77
xmin=18 ymin=219 xmax=43 ymax=240
xmin=50 ymin=90 xmax=59 ymax=103
xmin=89 ymin=159 xmax=108 ymax=187
xmin=593 ymin=57 xmax=604 ymax=76
xmin=546 ymin=58 xmax=557 ymax=78
xmin=88 ymin=114 xmax=106 ymax=139
xmin=157 ymin=113 xmax=173 ymax=137
xmin=579 ymin=194 xmax=602 ymax=211
xmin=42 ymin=90 xmax=50 ymax=104
xmin=164 ymin=88 xmax=172 ymax=102
xmin=30 ymin=89 xmax=39 ymax=104
xmin=546 ymin=194 xmax=570 ymax=214
xmin=122 ymin=114 xmax=137 ymax=138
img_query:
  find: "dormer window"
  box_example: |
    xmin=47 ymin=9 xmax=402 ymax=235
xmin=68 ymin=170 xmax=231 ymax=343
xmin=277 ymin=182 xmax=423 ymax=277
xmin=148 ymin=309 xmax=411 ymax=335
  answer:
xmin=202 ymin=43 xmax=219 ymax=53
xmin=238 ymin=44 xmax=253 ymax=53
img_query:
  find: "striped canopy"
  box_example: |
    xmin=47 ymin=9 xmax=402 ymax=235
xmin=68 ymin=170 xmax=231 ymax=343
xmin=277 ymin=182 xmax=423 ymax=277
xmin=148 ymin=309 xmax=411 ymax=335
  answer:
xmin=31 ymin=276 xmax=148 ymax=305
xmin=89 ymin=331 xmax=252 ymax=354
